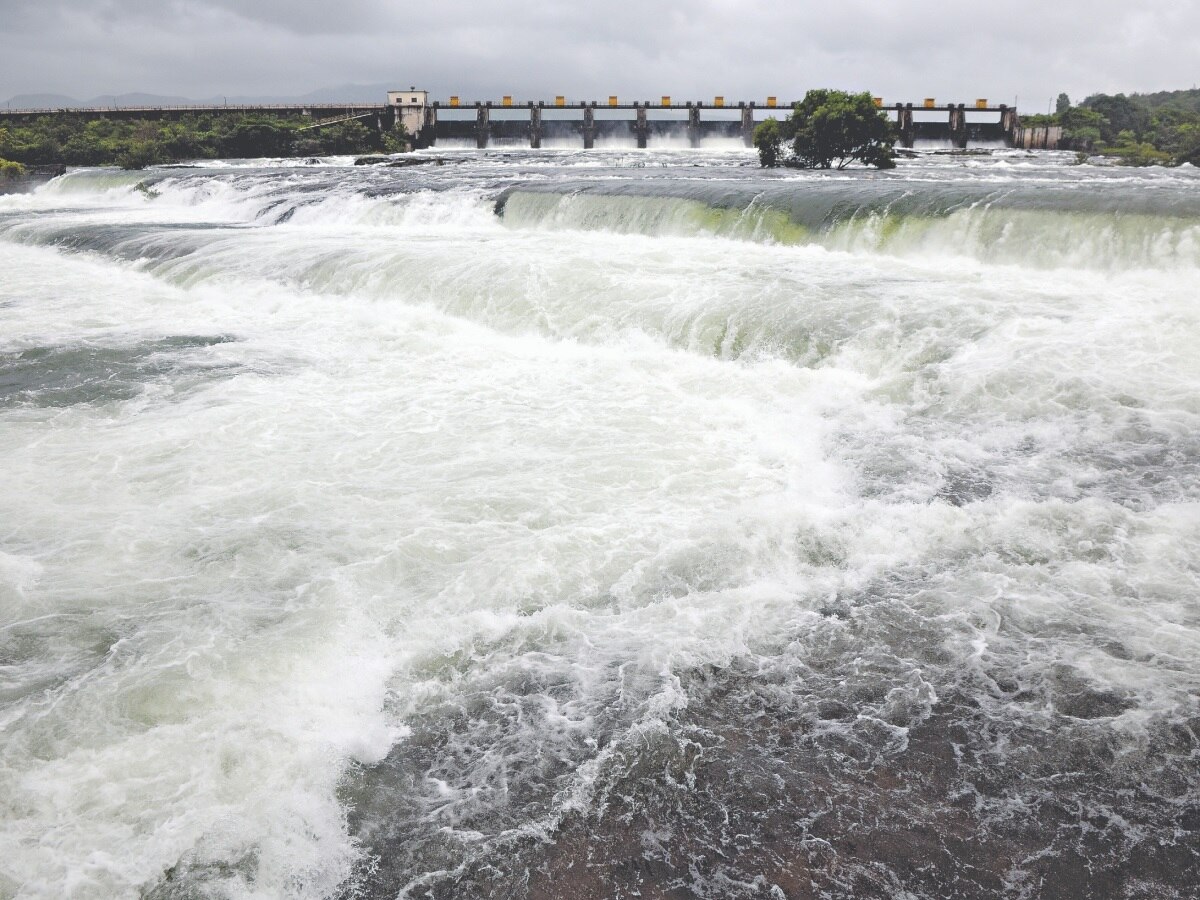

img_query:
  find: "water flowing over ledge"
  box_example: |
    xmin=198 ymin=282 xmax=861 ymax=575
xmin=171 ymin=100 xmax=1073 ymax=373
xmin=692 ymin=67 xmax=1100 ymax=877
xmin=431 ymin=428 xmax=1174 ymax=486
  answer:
xmin=494 ymin=175 xmax=1200 ymax=270
xmin=0 ymin=148 xmax=1198 ymax=899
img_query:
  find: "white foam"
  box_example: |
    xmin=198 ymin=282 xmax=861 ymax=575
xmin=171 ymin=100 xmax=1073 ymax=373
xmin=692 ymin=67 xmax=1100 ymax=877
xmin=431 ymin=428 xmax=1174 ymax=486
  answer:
xmin=1 ymin=150 xmax=1198 ymax=896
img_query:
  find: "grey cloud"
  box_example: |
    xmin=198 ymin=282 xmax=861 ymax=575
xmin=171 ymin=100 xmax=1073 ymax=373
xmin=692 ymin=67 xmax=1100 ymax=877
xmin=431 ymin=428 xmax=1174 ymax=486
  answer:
xmin=2 ymin=0 xmax=1198 ymax=108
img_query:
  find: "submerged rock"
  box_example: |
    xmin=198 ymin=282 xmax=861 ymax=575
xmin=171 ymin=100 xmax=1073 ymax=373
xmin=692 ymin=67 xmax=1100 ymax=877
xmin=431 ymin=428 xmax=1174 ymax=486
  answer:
xmin=387 ymin=157 xmax=455 ymax=167
xmin=354 ymin=155 xmax=458 ymax=168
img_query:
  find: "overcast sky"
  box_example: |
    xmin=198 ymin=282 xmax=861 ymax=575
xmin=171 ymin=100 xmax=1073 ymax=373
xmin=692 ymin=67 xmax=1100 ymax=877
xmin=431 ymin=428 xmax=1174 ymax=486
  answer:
xmin=3 ymin=0 xmax=1198 ymax=109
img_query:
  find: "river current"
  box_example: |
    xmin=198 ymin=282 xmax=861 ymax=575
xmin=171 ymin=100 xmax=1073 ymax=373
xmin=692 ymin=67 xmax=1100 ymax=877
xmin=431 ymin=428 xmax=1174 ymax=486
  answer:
xmin=1 ymin=147 xmax=1198 ymax=899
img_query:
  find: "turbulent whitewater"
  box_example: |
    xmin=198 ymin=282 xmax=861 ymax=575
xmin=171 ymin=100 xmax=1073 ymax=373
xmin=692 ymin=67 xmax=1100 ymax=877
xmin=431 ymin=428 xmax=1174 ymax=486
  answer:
xmin=1 ymin=148 xmax=1198 ymax=900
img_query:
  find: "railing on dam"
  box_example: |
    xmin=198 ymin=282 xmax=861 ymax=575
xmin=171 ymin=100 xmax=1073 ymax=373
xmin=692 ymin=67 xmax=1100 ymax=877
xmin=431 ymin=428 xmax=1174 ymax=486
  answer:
xmin=0 ymin=102 xmax=389 ymax=119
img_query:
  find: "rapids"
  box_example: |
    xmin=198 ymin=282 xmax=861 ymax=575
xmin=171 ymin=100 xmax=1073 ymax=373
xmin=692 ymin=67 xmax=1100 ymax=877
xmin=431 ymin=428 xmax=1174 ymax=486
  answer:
xmin=0 ymin=147 xmax=1198 ymax=900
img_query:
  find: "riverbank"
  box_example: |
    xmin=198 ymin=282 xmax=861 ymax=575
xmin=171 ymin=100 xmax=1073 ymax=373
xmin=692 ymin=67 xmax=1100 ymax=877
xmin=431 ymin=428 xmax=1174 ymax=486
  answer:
xmin=0 ymin=164 xmax=66 ymax=194
xmin=0 ymin=113 xmax=399 ymax=169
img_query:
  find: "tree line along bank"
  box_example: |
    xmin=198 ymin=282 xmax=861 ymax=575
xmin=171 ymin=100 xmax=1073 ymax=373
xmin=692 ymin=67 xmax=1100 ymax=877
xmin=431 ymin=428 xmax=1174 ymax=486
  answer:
xmin=0 ymin=113 xmax=406 ymax=175
xmin=751 ymin=88 xmax=1200 ymax=170
xmin=1015 ymin=90 xmax=1200 ymax=166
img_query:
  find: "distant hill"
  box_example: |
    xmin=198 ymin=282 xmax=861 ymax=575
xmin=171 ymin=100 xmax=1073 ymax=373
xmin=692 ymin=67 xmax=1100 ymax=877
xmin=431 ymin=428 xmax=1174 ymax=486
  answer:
xmin=290 ymin=83 xmax=397 ymax=104
xmin=5 ymin=91 xmax=197 ymax=109
xmin=4 ymin=84 xmax=402 ymax=110
xmin=4 ymin=93 xmax=82 ymax=109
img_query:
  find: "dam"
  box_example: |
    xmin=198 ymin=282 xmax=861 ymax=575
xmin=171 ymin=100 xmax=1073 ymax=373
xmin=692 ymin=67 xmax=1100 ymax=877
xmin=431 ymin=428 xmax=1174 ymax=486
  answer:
xmin=388 ymin=91 xmax=1053 ymax=150
xmin=0 ymin=91 xmax=1061 ymax=151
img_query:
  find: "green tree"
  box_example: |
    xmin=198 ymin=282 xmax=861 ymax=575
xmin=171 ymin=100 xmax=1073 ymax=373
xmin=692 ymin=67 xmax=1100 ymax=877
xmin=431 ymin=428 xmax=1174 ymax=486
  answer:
xmin=1148 ymin=107 xmax=1200 ymax=155
xmin=218 ymin=120 xmax=294 ymax=158
xmin=115 ymin=141 xmax=164 ymax=170
xmin=0 ymin=158 xmax=26 ymax=179
xmin=1174 ymin=125 xmax=1200 ymax=166
xmin=157 ymin=121 xmax=210 ymax=160
xmin=1055 ymin=93 xmax=1071 ymax=114
xmin=752 ymin=117 xmax=781 ymax=168
xmin=1081 ymin=93 xmax=1150 ymax=143
xmin=1059 ymin=107 xmax=1107 ymax=149
xmin=1102 ymin=139 xmax=1171 ymax=166
xmin=756 ymin=89 xmax=895 ymax=170
xmin=312 ymin=120 xmax=374 ymax=155
xmin=380 ymin=127 xmax=410 ymax=154
xmin=0 ymin=112 xmax=385 ymax=167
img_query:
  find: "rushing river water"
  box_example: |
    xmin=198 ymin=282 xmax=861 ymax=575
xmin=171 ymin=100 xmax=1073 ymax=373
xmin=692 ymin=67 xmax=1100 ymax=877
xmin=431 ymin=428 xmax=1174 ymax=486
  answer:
xmin=1 ymin=148 xmax=1199 ymax=900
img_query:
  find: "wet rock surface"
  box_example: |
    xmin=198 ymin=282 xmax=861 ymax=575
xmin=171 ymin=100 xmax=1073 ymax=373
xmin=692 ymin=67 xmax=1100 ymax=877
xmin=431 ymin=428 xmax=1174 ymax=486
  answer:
xmin=342 ymin=649 xmax=1199 ymax=900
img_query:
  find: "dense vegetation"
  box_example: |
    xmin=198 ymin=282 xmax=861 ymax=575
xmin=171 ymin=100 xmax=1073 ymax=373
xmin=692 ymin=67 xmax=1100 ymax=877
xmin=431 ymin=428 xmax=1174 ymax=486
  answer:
xmin=0 ymin=114 xmax=406 ymax=170
xmin=1022 ymin=89 xmax=1200 ymax=166
xmin=0 ymin=157 xmax=26 ymax=179
xmin=753 ymin=90 xmax=895 ymax=170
